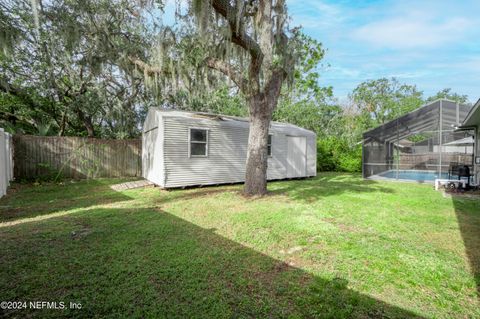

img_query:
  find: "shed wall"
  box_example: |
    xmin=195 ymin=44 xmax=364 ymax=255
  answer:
xmin=160 ymin=115 xmax=315 ymax=188
xmin=306 ymin=135 xmax=317 ymax=176
xmin=142 ymin=112 xmax=164 ymax=187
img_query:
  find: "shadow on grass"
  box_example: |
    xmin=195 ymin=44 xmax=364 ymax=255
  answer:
xmin=0 ymin=207 xmax=425 ymax=318
xmin=269 ymin=173 xmax=394 ymax=201
xmin=121 ymin=175 xmax=395 ymax=211
xmin=451 ymin=194 xmax=480 ymax=298
xmin=0 ymin=179 xmax=133 ymax=223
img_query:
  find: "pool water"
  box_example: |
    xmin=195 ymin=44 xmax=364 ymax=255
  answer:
xmin=378 ymin=170 xmax=449 ymax=182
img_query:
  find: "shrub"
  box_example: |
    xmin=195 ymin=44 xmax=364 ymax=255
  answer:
xmin=317 ymin=137 xmax=361 ymax=172
xmin=33 ymin=162 xmax=64 ymax=182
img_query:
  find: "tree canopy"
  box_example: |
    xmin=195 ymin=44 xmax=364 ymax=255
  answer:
xmin=350 ymin=77 xmax=424 ymax=128
xmin=425 ymin=88 xmax=470 ymax=105
xmin=0 ymin=0 xmax=156 ymax=137
xmin=0 ymin=0 xmax=473 ymax=180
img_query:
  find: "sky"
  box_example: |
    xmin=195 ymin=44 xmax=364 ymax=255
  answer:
xmin=162 ymin=0 xmax=479 ymax=103
xmin=287 ymin=0 xmax=480 ymax=102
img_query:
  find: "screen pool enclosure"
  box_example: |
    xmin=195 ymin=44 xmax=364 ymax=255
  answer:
xmin=363 ymin=99 xmax=474 ymax=183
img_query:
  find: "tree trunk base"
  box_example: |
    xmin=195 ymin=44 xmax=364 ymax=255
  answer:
xmin=243 ymin=100 xmax=272 ymax=196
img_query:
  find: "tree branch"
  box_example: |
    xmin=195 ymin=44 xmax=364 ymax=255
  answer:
xmin=0 ymin=110 xmax=36 ymax=127
xmin=211 ymin=0 xmax=263 ymax=69
xmin=0 ymin=75 xmax=44 ymax=110
xmin=265 ymin=68 xmax=287 ymax=111
xmin=128 ymin=56 xmax=167 ymax=76
xmin=205 ymin=57 xmax=247 ymax=93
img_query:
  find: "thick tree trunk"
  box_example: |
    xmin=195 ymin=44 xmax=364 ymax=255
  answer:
xmin=84 ymin=117 xmax=95 ymax=138
xmin=244 ymin=94 xmax=274 ymax=196
xmin=76 ymin=108 xmax=95 ymax=137
xmin=58 ymin=110 xmax=67 ymax=136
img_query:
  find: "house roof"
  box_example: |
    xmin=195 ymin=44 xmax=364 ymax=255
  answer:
xmin=459 ymin=98 xmax=480 ymax=128
xmin=145 ymin=108 xmax=316 ymax=136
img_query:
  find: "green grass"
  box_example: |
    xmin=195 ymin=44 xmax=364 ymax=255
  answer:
xmin=0 ymin=173 xmax=479 ymax=318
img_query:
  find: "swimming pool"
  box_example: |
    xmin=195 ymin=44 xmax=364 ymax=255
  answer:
xmin=373 ymin=170 xmax=449 ymax=182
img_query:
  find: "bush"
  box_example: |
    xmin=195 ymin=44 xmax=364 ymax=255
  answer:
xmin=33 ymin=162 xmax=64 ymax=183
xmin=317 ymin=137 xmax=362 ymax=172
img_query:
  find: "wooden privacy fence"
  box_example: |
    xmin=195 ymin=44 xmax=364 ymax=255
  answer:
xmin=0 ymin=128 xmax=14 ymax=197
xmin=399 ymin=153 xmax=473 ymax=170
xmin=13 ymin=135 xmax=142 ymax=180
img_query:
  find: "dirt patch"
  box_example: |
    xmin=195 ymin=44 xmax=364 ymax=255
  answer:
xmin=420 ymin=231 xmax=464 ymax=255
xmin=166 ymin=188 xmax=239 ymax=203
xmin=322 ymin=217 xmax=360 ymax=233
xmin=336 ymin=223 xmax=359 ymax=232
xmin=0 ymin=207 xmax=24 ymax=220
xmin=70 ymin=220 xmax=93 ymax=240
xmin=70 ymin=228 xmax=93 ymax=240
xmin=279 ymin=246 xmax=304 ymax=255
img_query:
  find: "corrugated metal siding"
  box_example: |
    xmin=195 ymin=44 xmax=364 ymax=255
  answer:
xmin=161 ymin=116 xmax=316 ymax=188
xmin=142 ymin=112 xmax=165 ymax=187
xmin=306 ymin=135 xmax=317 ymax=176
xmin=142 ymin=132 xmax=149 ymax=178
xmin=163 ymin=117 xmax=247 ymax=187
xmin=267 ymin=133 xmax=288 ymax=180
xmin=155 ymin=117 xmax=165 ymax=187
xmin=143 ymin=128 xmax=161 ymax=184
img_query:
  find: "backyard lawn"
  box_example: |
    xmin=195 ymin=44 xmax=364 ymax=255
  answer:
xmin=0 ymin=173 xmax=479 ymax=318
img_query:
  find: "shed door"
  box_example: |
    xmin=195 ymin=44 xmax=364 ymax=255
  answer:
xmin=287 ymin=136 xmax=307 ymax=178
xmin=143 ymin=128 xmax=158 ymax=179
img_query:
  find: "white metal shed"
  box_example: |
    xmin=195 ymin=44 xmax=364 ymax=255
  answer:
xmin=142 ymin=109 xmax=317 ymax=188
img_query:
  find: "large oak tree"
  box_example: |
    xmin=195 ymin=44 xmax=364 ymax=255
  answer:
xmin=142 ymin=0 xmax=299 ymax=196
xmin=209 ymin=0 xmax=294 ymax=196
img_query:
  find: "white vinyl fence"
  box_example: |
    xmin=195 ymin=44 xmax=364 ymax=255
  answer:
xmin=0 ymin=128 xmax=14 ymax=198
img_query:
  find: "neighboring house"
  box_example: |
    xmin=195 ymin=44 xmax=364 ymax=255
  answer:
xmin=458 ymin=99 xmax=480 ymax=184
xmin=142 ymin=109 xmax=316 ymax=188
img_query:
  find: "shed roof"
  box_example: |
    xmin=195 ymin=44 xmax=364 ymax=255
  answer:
xmin=145 ymin=108 xmax=316 ymax=136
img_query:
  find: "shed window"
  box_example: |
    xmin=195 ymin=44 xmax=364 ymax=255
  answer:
xmin=190 ymin=128 xmax=208 ymax=157
xmin=267 ymin=134 xmax=272 ymax=156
